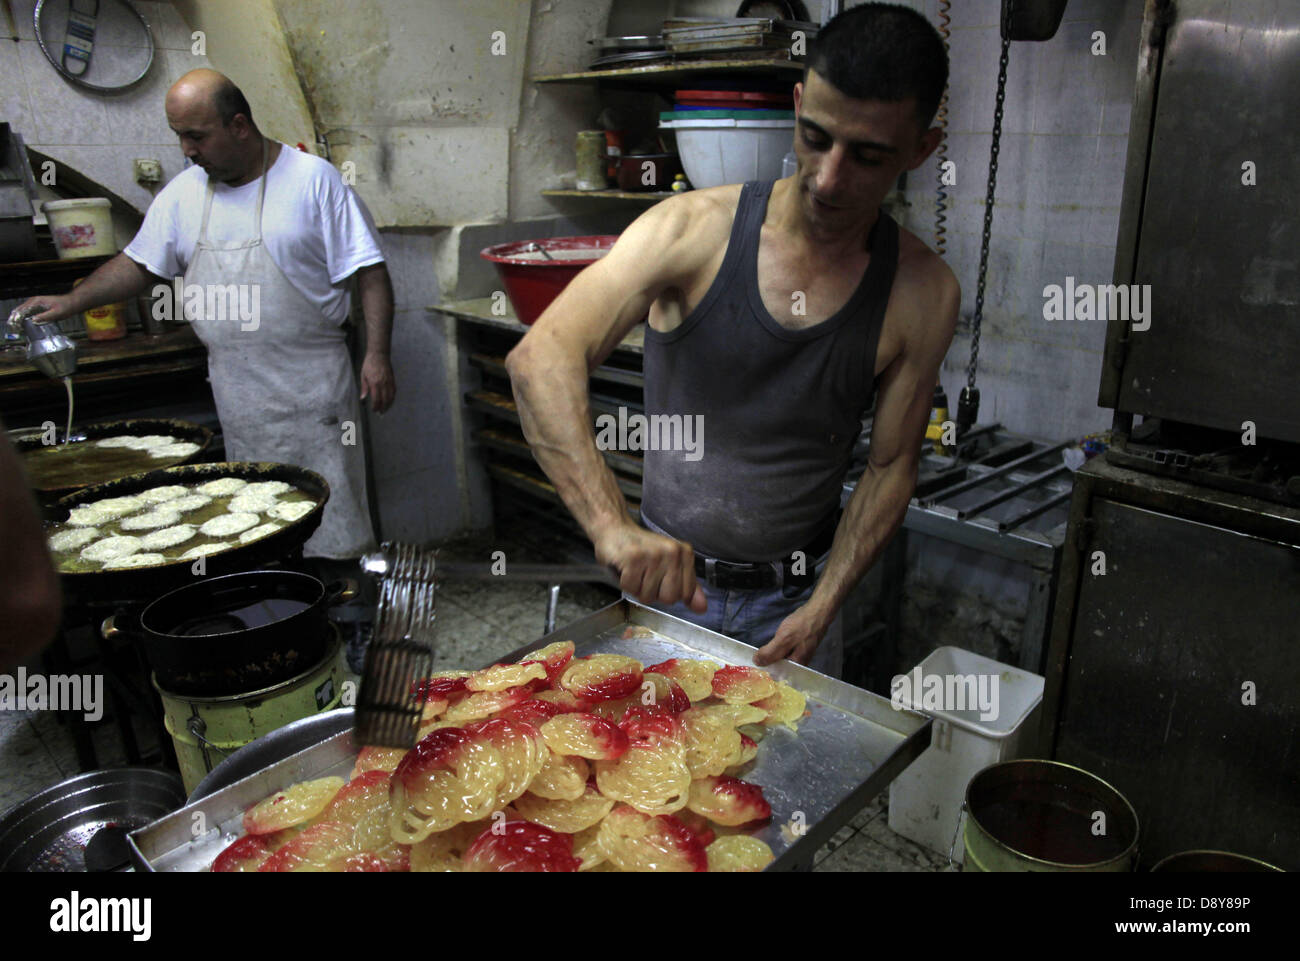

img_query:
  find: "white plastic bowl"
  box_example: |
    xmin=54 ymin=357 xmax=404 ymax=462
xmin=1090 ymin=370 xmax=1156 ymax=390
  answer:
xmin=661 ymin=118 xmax=795 ymax=188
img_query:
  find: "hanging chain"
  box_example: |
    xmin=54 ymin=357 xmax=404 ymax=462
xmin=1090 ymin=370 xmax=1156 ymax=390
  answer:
xmin=967 ymin=1 xmax=1015 ymax=392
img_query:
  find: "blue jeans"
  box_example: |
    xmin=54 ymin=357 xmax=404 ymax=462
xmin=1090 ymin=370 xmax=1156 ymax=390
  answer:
xmin=635 ymin=515 xmax=844 ymax=679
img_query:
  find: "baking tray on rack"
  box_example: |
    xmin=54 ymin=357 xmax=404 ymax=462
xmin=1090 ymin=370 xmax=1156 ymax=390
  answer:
xmin=128 ymin=600 xmax=931 ymax=872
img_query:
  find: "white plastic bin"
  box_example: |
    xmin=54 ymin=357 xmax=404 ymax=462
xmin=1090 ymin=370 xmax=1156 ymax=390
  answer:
xmin=887 ymin=646 xmax=1044 ymax=864
xmin=661 ymin=116 xmax=795 ymax=188
xmin=43 ymin=198 xmax=116 ymax=259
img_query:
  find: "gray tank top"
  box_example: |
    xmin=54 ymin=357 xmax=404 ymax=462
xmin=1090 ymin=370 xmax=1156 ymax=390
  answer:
xmin=640 ymin=179 xmax=898 ymax=562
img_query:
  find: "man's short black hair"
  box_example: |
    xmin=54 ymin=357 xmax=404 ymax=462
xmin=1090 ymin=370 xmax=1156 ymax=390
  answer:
xmin=805 ymin=3 xmax=949 ymax=132
xmin=214 ymin=80 xmax=253 ymax=127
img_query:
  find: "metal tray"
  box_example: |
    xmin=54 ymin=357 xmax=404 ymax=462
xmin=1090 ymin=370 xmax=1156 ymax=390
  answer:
xmin=129 ymin=600 xmax=930 ymax=872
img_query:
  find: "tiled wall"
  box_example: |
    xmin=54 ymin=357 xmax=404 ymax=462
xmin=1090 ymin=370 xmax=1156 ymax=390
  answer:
xmin=0 ymin=1 xmax=213 ymax=216
xmin=901 ymin=0 xmax=1144 ymax=443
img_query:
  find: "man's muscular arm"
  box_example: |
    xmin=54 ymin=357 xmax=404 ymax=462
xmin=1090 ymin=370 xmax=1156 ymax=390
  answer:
xmin=755 ymin=257 xmax=960 ymax=667
xmin=13 ymin=254 xmax=155 ymax=325
xmin=506 ymin=196 xmax=708 ymax=611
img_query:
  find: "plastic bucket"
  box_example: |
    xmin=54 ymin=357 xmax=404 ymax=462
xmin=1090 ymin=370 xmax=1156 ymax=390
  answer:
xmin=963 ymin=759 xmax=1139 ymax=872
xmin=888 ymin=646 xmax=1044 ymax=864
xmin=660 ymin=113 xmax=795 ymax=189
xmin=43 ymin=198 xmax=116 ymax=259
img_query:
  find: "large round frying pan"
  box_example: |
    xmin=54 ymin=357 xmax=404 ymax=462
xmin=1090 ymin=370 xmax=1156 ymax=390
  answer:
xmin=15 ymin=418 xmax=213 ymax=502
xmin=51 ymin=461 xmax=330 ymax=603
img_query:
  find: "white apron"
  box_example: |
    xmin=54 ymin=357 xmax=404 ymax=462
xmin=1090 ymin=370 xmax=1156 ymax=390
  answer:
xmin=184 ymin=140 xmax=375 ymax=559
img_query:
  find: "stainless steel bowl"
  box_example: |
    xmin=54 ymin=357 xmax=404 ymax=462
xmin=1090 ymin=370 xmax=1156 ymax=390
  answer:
xmin=0 ymin=767 xmax=185 ymax=872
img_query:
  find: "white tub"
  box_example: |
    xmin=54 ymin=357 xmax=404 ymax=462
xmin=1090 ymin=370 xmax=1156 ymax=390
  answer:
xmin=43 ymin=198 xmax=116 ymax=259
xmin=661 ymin=116 xmax=796 ymax=188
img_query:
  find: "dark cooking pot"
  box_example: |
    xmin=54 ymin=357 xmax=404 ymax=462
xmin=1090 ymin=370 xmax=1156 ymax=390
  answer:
xmin=103 ymin=570 xmax=356 ymax=697
xmin=54 ymin=461 xmax=330 ymax=604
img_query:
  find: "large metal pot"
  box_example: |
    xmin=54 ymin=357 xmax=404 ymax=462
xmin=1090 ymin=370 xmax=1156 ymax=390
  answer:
xmin=53 ymin=460 xmax=330 ymax=603
xmin=16 ymin=417 xmax=213 ymax=501
xmin=104 ymin=569 xmax=355 ymax=697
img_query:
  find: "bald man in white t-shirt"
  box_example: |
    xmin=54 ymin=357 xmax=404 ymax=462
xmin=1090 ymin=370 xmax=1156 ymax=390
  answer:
xmin=17 ymin=69 xmax=395 ymax=565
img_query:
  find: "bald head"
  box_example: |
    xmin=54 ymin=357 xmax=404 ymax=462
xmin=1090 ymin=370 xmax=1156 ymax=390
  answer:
xmin=166 ymin=70 xmax=263 ymax=185
xmin=166 ymin=69 xmax=254 ymax=127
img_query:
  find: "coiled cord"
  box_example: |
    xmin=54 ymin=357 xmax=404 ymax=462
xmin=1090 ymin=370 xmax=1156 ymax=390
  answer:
xmin=934 ymin=0 xmax=952 ymax=257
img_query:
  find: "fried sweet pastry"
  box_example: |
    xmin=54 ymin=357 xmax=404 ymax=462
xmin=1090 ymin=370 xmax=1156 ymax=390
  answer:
xmin=462 ymin=820 xmax=581 ymax=872
xmin=388 ymin=729 xmax=505 ymax=843
xmin=755 ymin=681 xmax=807 ymax=730
xmin=644 ymin=658 xmax=719 ymax=702
xmin=517 ymin=640 xmax=574 ymax=684
xmin=466 ymin=661 xmax=547 ymax=692
xmin=711 ymin=665 xmax=778 ymax=704
xmin=595 ymin=805 xmax=708 ymax=872
xmin=513 ymin=784 xmax=615 ymax=834
xmin=526 ymin=749 xmax=589 ymax=801
xmin=560 ymin=653 xmax=642 ymax=701
xmin=539 ymin=713 xmax=630 ymax=760
xmin=686 ymin=775 xmax=771 ymax=826
xmin=594 ymin=729 xmax=691 ymax=816
xmin=243 ymin=777 xmax=345 ymax=835
xmin=679 ymin=706 xmax=743 ymax=779
xmin=409 ymin=820 xmax=485 ymax=872
xmin=706 ymin=834 xmax=775 ymax=871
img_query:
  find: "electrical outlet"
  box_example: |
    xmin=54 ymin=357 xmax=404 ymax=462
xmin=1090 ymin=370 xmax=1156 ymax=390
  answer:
xmin=134 ymin=158 xmax=162 ymax=185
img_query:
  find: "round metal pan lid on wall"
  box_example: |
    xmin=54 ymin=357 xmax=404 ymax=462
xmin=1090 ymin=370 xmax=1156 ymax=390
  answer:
xmin=34 ymin=0 xmax=156 ymax=93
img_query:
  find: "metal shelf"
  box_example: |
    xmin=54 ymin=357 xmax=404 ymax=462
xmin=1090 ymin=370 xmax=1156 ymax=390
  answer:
xmin=541 ymin=188 xmax=674 ymax=203
xmin=533 ymin=57 xmax=803 ymax=87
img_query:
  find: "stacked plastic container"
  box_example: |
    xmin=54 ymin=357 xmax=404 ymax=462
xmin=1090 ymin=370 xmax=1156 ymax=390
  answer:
xmin=660 ymin=89 xmax=796 ymax=188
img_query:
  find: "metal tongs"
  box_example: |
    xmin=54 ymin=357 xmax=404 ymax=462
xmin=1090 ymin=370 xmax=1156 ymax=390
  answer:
xmin=354 ymin=542 xmax=619 ymax=748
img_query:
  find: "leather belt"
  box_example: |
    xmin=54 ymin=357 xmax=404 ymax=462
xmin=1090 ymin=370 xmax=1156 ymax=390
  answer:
xmin=692 ymin=515 xmax=838 ymax=591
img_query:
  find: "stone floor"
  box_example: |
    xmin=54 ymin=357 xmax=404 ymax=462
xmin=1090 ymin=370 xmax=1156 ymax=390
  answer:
xmin=0 ymin=527 xmax=956 ymax=872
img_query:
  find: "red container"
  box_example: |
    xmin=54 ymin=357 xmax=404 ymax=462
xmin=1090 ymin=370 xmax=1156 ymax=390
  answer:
xmin=480 ymin=236 xmax=618 ymax=325
xmin=674 ymin=89 xmax=793 ymax=109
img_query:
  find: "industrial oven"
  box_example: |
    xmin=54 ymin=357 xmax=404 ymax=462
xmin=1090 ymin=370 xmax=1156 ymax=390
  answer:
xmin=1045 ymin=0 xmax=1300 ymax=870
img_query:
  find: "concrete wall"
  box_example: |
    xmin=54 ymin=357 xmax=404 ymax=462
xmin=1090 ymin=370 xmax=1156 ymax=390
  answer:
xmin=901 ymin=0 xmax=1143 ymax=444
xmin=273 ymin=0 xmax=533 ymax=227
xmin=170 ymin=0 xmax=316 ymax=150
xmin=849 ymin=0 xmax=1146 ymax=684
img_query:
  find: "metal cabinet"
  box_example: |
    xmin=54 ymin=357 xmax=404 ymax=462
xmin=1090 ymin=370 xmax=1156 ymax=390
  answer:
xmin=1045 ymin=455 xmax=1300 ymax=869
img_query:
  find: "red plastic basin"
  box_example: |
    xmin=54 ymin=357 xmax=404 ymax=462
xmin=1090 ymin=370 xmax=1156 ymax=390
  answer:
xmin=480 ymin=236 xmax=618 ymax=325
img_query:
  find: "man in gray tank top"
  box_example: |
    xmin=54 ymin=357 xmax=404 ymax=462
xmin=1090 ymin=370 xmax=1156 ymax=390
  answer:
xmin=507 ymin=4 xmax=959 ymax=679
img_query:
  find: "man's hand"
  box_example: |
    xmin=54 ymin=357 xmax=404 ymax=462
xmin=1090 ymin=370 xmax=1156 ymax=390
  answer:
xmin=754 ymin=604 xmax=831 ymax=667
xmin=359 ymin=352 xmax=395 ymax=413
xmin=12 ymin=294 xmax=77 ymax=326
xmin=594 ymin=523 xmax=707 ymax=613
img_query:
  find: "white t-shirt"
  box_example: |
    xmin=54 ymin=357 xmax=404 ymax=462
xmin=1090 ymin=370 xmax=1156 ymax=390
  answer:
xmin=125 ymin=142 xmax=384 ymax=325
